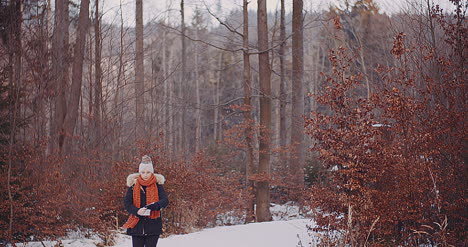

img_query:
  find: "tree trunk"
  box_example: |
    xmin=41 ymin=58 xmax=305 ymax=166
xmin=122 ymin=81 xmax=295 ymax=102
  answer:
xmin=51 ymin=0 xmax=69 ymax=153
xmin=61 ymin=0 xmax=90 ymax=154
xmin=243 ymin=0 xmax=256 ymax=223
xmin=256 ymin=0 xmax=272 ymax=222
xmin=168 ymin=45 xmax=175 ymax=155
xmin=291 ymin=0 xmax=305 ymax=188
xmin=279 ymin=0 xmax=288 ymax=170
xmin=135 ymin=0 xmax=145 ymax=141
xmin=113 ymin=0 xmax=125 ymax=160
xmin=214 ymin=52 xmax=223 ymax=142
xmin=270 ymin=8 xmax=280 ymax=180
xmin=94 ymin=0 xmax=102 ymax=153
xmin=150 ymin=51 xmax=156 ymax=137
xmin=180 ymin=0 xmax=187 ymax=155
xmin=162 ymin=17 xmax=168 ymax=150
xmin=7 ymin=0 xmax=22 ymax=239
xmin=195 ymin=29 xmax=201 ymax=153
xmin=88 ymin=34 xmax=93 ymax=144
xmin=31 ymin=0 xmax=51 ymax=147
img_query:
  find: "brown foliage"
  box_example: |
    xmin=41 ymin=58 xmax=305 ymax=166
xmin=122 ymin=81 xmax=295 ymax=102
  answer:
xmin=0 ymin=137 xmax=246 ymax=243
xmin=305 ymin=4 xmax=467 ymax=245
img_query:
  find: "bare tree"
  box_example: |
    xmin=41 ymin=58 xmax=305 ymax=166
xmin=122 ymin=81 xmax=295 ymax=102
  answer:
xmin=337 ymin=1 xmax=376 ymax=98
xmin=291 ymin=0 xmax=305 ymax=187
xmin=242 ymin=0 xmax=256 ymax=223
xmin=194 ymin=14 xmax=202 ymax=153
xmin=112 ymin=0 xmax=126 ymax=160
xmin=279 ymin=0 xmax=288 ymax=168
xmin=162 ymin=10 xmax=169 ymax=151
xmin=135 ymin=0 xmax=145 ymax=140
xmin=168 ymin=44 xmax=176 ymax=155
xmin=179 ymin=0 xmax=187 ymax=154
xmin=51 ymin=0 xmax=69 ymax=152
xmin=256 ymin=0 xmax=272 ymax=222
xmin=213 ymin=51 xmax=223 ymax=142
xmin=61 ymin=0 xmax=90 ymax=154
xmin=94 ymin=0 xmax=102 ymax=154
xmin=6 ymin=0 xmax=22 ymax=240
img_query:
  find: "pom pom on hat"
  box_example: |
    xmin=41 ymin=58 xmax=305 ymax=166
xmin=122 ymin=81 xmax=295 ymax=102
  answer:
xmin=139 ymin=155 xmax=154 ymax=173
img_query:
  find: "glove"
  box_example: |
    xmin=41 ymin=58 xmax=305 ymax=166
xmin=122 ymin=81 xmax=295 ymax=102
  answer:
xmin=145 ymin=202 xmax=161 ymax=211
xmin=137 ymin=208 xmax=150 ymax=216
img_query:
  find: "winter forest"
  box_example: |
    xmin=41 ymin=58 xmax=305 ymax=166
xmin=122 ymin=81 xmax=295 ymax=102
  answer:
xmin=0 ymin=0 xmax=466 ymax=246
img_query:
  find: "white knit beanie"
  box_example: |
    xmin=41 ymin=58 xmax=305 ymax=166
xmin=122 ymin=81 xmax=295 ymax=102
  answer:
xmin=139 ymin=155 xmax=154 ymax=173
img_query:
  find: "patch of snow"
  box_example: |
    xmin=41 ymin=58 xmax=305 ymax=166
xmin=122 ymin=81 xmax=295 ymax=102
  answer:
xmin=372 ymin=123 xmax=391 ymax=128
xmin=270 ymin=202 xmax=313 ymax=220
xmin=11 ymin=220 xmax=319 ymax=247
xmin=155 ymin=219 xmax=316 ymax=247
xmin=11 ymin=238 xmax=102 ymax=247
xmin=9 ymin=203 xmax=320 ymax=247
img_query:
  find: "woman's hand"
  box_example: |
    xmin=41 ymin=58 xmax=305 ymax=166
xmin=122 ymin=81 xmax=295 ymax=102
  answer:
xmin=137 ymin=208 xmax=149 ymax=216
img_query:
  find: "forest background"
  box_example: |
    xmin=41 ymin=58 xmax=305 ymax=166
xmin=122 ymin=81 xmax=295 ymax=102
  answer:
xmin=0 ymin=0 xmax=466 ymax=246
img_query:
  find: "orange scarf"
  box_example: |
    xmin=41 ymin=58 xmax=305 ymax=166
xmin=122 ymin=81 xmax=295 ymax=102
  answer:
xmin=122 ymin=174 xmax=160 ymax=229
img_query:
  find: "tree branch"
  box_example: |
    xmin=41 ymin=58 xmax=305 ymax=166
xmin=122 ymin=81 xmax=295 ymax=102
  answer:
xmin=203 ymin=1 xmax=244 ymax=37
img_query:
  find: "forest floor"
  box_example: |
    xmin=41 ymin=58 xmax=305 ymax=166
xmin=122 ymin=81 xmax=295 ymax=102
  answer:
xmin=13 ymin=203 xmax=319 ymax=247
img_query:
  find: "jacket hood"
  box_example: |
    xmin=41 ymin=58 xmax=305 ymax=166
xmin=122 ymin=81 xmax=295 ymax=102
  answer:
xmin=126 ymin=173 xmax=166 ymax=187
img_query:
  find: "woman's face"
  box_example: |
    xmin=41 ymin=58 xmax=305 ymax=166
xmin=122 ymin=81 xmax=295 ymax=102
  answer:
xmin=140 ymin=170 xmax=152 ymax=180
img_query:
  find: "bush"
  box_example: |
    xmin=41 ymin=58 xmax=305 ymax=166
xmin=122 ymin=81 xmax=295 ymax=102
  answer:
xmin=305 ymin=3 xmax=467 ymax=245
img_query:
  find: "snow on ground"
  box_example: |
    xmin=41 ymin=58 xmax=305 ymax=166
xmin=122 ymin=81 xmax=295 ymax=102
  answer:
xmin=14 ymin=219 xmax=317 ymax=247
xmin=115 ymin=219 xmax=315 ymax=247
xmin=11 ymin=203 xmax=319 ymax=247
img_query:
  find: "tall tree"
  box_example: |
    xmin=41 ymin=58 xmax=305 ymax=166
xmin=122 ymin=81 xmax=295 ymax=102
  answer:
xmin=279 ymin=0 xmax=288 ymax=166
xmin=168 ymin=44 xmax=176 ymax=155
xmin=291 ymin=0 xmax=305 ymax=187
xmin=213 ymin=51 xmax=223 ymax=142
xmin=112 ymin=0 xmax=126 ymax=160
xmin=256 ymin=0 xmax=272 ymax=222
xmin=6 ymin=0 xmax=22 ymax=240
xmin=180 ymin=0 xmax=187 ymax=154
xmin=243 ymin=0 xmax=256 ymax=223
xmin=94 ymin=0 xmax=102 ymax=152
xmin=162 ymin=2 xmax=169 ymax=151
xmin=61 ymin=0 xmax=90 ymax=153
xmin=135 ymin=0 xmax=145 ymax=140
xmin=193 ymin=8 xmax=203 ymax=153
xmin=337 ymin=0 xmax=377 ymax=98
xmin=51 ymin=0 xmax=69 ymax=152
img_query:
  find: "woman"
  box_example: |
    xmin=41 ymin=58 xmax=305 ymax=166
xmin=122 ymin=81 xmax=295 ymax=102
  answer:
xmin=123 ymin=155 xmax=169 ymax=247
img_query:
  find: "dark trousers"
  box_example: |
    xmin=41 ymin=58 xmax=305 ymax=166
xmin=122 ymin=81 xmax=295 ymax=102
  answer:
xmin=132 ymin=235 xmax=160 ymax=247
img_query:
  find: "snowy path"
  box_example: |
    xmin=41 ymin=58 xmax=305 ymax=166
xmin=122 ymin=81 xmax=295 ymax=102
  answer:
xmin=114 ymin=219 xmax=314 ymax=247
xmin=12 ymin=219 xmax=316 ymax=247
xmin=10 ymin=204 xmax=317 ymax=247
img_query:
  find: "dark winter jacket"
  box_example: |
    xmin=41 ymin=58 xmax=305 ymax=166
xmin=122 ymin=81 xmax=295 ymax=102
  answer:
xmin=124 ymin=173 xmax=169 ymax=236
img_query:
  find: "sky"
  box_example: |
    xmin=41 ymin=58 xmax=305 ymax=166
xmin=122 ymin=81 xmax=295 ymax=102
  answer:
xmin=101 ymin=0 xmax=457 ymax=26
